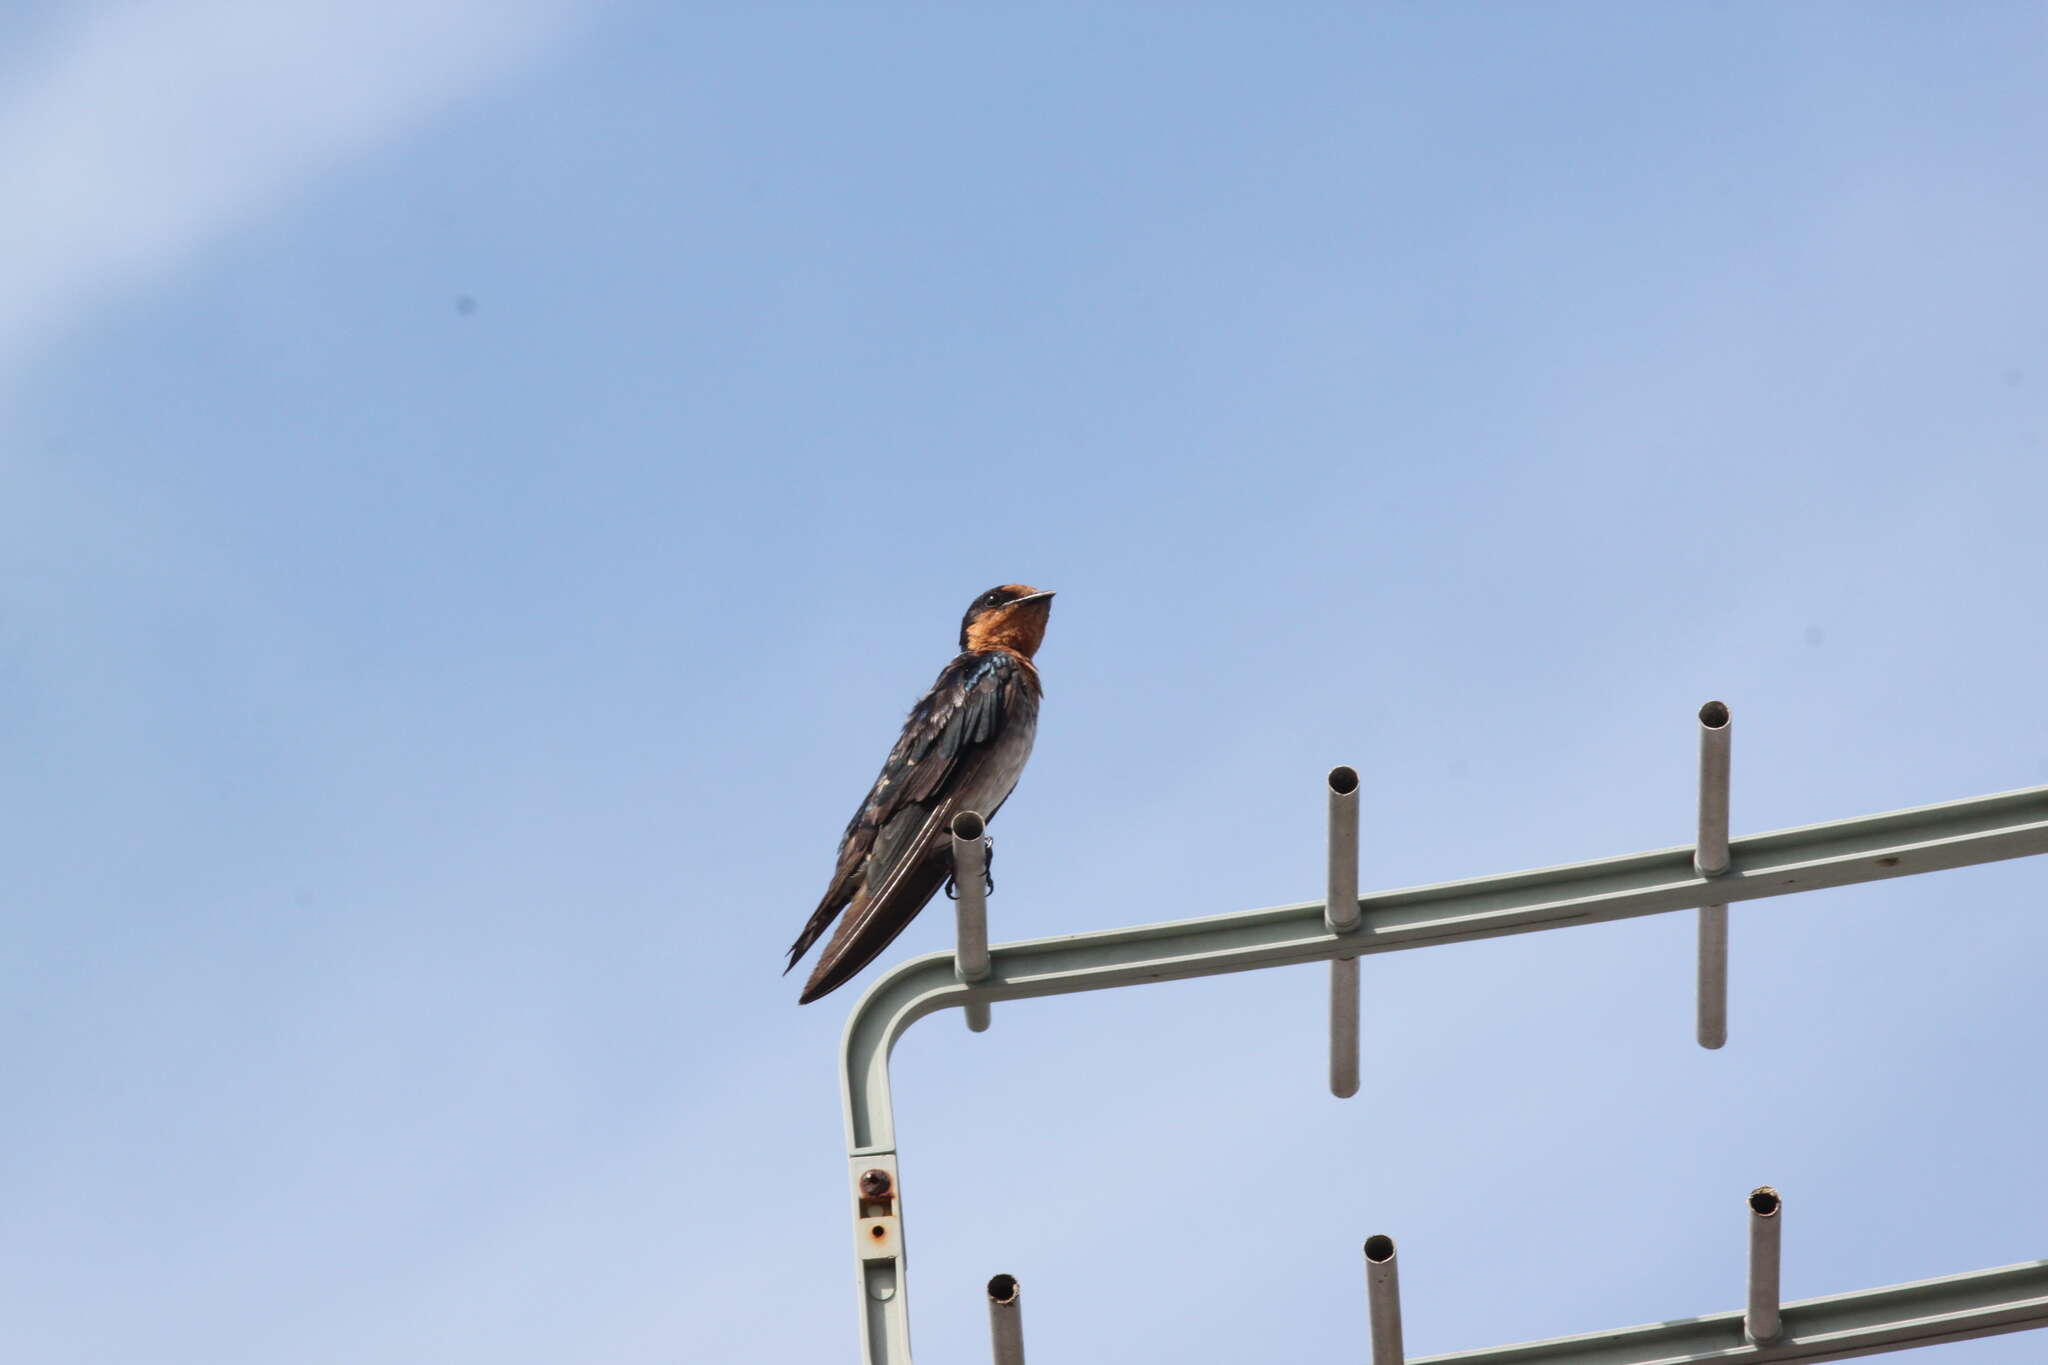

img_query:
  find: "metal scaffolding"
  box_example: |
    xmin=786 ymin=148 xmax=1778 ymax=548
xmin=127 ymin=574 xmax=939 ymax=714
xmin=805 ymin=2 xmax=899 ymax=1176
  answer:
xmin=832 ymin=705 xmax=2048 ymax=1362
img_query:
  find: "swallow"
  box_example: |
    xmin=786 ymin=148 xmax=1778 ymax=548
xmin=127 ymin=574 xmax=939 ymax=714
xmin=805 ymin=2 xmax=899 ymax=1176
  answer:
xmin=785 ymin=585 xmax=1055 ymax=1003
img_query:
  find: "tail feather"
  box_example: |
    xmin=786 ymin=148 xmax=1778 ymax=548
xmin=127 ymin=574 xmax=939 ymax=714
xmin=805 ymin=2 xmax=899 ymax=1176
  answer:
xmin=797 ymin=855 xmax=950 ymax=1003
xmin=785 ymin=884 xmax=852 ymax=975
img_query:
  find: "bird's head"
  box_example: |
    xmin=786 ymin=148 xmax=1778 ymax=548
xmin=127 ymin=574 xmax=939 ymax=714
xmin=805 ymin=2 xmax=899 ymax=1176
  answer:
xmin=960 ymin=584 xmax=1055 ymax=657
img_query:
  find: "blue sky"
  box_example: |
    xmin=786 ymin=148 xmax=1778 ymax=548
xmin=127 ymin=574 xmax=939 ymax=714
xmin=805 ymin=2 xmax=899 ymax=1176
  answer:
xmin=6 ymin=5 xmax=2048 ymax=1362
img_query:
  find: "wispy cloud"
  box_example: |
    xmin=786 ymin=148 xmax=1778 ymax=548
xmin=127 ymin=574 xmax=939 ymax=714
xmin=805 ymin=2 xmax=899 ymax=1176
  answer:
xmin=0 ymin=0 xmax=579 ymax=378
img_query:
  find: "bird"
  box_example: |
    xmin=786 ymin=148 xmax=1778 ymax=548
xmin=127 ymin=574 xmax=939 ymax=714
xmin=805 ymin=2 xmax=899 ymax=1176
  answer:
xmin=786 ymin=584 xmax=1055 ymax=1003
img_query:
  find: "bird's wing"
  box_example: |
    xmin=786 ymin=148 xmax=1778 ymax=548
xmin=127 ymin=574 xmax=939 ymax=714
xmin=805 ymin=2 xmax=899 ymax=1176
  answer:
xmin=786 ymin=651 xmax=1034 ymax=1002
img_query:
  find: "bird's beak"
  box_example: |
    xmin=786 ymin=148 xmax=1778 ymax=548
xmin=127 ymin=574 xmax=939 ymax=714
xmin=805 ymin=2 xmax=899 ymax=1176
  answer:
xmin=1011 ymin=590 xmax=1055 ymax=606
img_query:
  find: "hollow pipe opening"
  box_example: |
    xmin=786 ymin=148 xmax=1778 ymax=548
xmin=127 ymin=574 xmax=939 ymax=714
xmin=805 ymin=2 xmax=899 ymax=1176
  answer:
xmin=1750 ymin=1187 xmax=1781 ymax=1217
xmin=1329 ymin=765 xmax=1360 ymax=796
xmin=987 ymin=1274 xmax=1019 ymax=1305
xmin=1364 ymin=1234 xmax=1396 ymax=1264
xmin=1699 ymin=700 xmax=1731 ymax=729
xmin=952 ymin=810 xmax=987 ymax=841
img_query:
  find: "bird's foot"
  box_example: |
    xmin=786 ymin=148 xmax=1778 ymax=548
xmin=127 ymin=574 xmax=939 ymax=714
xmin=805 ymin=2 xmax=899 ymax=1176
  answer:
xmin=943 ymin=837 xmax=997 ymax=899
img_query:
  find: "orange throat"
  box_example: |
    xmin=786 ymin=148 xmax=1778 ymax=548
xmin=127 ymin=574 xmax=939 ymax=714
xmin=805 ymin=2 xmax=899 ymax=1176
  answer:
xmin=965 ymin=605 xmax=1050 ymax=660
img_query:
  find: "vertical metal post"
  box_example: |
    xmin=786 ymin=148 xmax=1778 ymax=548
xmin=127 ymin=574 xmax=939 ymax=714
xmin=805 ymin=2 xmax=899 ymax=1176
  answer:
xmin=1746 ymin=1186 xmax=1783 ymax=1345
xmin=987 ymin=1273 xmax=1025 ymax=1364
xmin=852 ymin=1156 xmax=910 ymax=1364
xmin=1695 ymin=701 xmax=1732 ymax=1049
xmin=1363 ymin=1234 xmax=1405 ymax=1365
xmin=1326 ymin=765 xmax=1361 ymax=1098
xmin=1329 ymin=958 xmax=1361 ymax=1099
xmin=953 ymin=811 xmax=991 ymax=1033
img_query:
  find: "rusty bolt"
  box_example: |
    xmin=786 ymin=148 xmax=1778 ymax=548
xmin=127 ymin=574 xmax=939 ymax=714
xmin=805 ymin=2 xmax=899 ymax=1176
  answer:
xmin=859 ymin=1169 xmax=893 ymax=1199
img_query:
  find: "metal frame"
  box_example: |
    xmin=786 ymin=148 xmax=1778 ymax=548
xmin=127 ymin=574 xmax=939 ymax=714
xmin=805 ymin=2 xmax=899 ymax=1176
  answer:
xmin=836 ymin=781 xmax=2048 ymax=1362
xmin=1408 ymin=1257 xmax=2048 ymax=1364
xmin=1360 ymin=1187 xmax=2048 ymax=1363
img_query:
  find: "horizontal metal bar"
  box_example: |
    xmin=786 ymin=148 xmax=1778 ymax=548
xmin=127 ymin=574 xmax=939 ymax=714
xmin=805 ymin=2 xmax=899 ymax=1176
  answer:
xmin=1413 ymin=1258 xmax=2048 ymax=1365
xmin=842 ymin=783 xmax=2048 ymax=1155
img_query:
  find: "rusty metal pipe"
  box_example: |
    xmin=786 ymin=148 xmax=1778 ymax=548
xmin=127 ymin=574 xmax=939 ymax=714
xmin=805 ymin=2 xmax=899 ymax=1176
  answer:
xmin=1747 ymin=1186 xmax=1783 ymax=1345
xmin=1695 ymin=702 xmax=1732 ymax=1049
xmin=1364 ymin=1234 xmax=1405 ymax=1365
xmin=987 ymin=1273 xmax=1025 ymax=1364
xmin=952 ymin=811 xmax=991 ymax=1032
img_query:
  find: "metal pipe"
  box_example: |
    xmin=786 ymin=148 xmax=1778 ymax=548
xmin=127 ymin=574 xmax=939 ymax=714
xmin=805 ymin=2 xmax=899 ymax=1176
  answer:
xmin=1696 ymin=702 xmax=1732 ymax=876
xmin=1695 ymin=702 xmax=1732 ymax=1050
xmin=952 ymin=811 xmax=991 ymax=1033
xmin=1328 ymin=765 xmax=1362 ymax=1097
xmin=1327 ymin=765 xmax=1361 ymax=931
xmin=1697 ymin=905 xmax=1727 ymax=1050
xmin=1746 ymin=1185 xmax=1782 ymax=1345
xmin=1330 ymin=958 xmax=1361 ymax=1098
xmin=1364 ymin=1234 xmax=1405 ymax=1365
xmin=987 ymin=1273 xmax=1025 ymax=1364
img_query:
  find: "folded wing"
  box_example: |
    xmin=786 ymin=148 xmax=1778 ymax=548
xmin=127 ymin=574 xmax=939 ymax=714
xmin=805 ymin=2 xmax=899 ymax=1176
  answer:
xmin=787 ymin=652 xmax=1037 ymax=1003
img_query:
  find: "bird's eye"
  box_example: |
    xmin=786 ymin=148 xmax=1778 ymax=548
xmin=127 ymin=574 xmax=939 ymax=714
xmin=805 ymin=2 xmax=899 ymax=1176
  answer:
xmin=981 ymin=592 xmax=1003 ymax=607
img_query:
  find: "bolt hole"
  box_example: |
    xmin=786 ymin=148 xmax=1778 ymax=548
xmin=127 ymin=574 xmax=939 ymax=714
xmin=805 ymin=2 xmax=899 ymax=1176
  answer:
xmin=869 ymin=1224 xmax=887 ymax=1240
